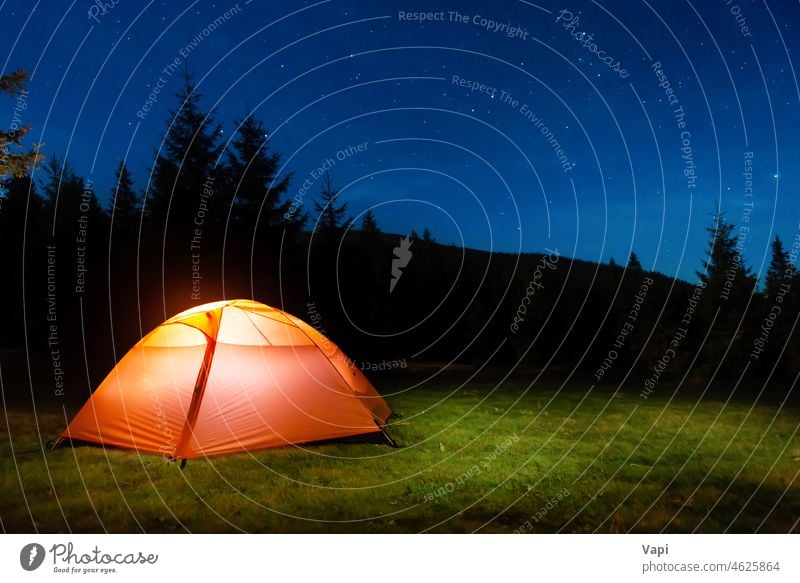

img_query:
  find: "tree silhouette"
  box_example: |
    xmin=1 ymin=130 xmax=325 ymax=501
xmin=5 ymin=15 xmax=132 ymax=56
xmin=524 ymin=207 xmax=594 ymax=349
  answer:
xmin=694 ymin=212 xmax=758 ymax=379
xmin=765 ymin=235 xmax=790 ymax=302
xmin=313 ymin=172 xmax=351 ymax=238
xmin=106 ymin=161 xmax=142 ymax=350
xmin=41 ymin=156 xmax=104 ymax=242
xmin=628 ymin=252 xmax=642 ymax=271
xmin=755 ymin=234 xmax=799 ymax=377
xmin=224 ymin=114 xmax=305 ymax=303
xmin=146 ymin=66 xmax=223 ymax=230
xmin=108 ymin=161 xmax=139 ymax=229
xmin=696 ymin=212 xmax=755 ymax=299
xmin=0 ymin=69 xmax=43 ymax=183
xmin=361 ymin=209 xmax=380 ymax=233
xmin=144 ymin=66 xmax=225 ymax=307
xmin=226 ymin=115 xmax=291 ymax=230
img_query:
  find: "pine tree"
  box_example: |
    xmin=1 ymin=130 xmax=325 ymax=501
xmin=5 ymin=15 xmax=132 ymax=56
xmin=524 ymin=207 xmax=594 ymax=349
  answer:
xmin=41 ymin=156 xmax=101 ymax=240
xmin=307 ymin=173 xmax=352 ymax=342
xmin=39 ymin=155 xmax=107 ymax=306
xmin=0 ymin=69 xmax=26 ymax=94
xmin=226 ymin=115 xmax=292 ymax=230
xmin=105 ymin=161 xmax=142 ymax=345
xmin=765 ymin=235 xmax=790 ymax=302
xmin=696 ymin=212 xmax=755 ymax=302
xmin=40 ymin=155 xmax=65 ymax=217
xmin=222 ymin=114 xmax=305 ymax=302
xmin=0 ymin=69 xmax=43 ymax=183
xmin=107 ymin=160 xmax=140 ymax=274
xmin=361 ymin=209 xmax=380 ymax=233
xmin=628 ymin=252 xmax=642 ymax=271
xmin=694 ymin=211 xmax=757 ymax=379
xmin=756 ymin=234 xmax=797 ymax=375
xmin=313 ymin=172 xmax=351 ymax=237
xmin=109 ymin=161 xmax=140 ymax=229
xmin=142 ymin=66 xmax=226 ymax=304
xmin=145 ymin=66 xmax=223 ymax=229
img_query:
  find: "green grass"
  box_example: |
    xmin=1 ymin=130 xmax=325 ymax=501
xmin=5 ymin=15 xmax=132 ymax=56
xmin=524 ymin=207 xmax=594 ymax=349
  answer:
xmin=2 ymin=370 xmax=799 ymax=533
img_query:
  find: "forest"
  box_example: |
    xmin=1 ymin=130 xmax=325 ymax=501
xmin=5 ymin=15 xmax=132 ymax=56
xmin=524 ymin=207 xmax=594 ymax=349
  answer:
xmin=1 ymin=68 xmax=798 ymax=405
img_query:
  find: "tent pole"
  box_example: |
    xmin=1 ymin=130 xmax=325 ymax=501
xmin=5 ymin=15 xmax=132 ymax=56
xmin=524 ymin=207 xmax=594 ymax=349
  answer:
xmin=376 ymin=422 xmax=399 ymax=448
xmin=174 ymin=334 xmax=218 ymax=463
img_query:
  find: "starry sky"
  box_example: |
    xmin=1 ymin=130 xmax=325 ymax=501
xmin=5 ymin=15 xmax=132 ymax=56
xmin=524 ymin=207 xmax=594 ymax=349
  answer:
xmin=1 ymin=0 xmax=798 ymax=282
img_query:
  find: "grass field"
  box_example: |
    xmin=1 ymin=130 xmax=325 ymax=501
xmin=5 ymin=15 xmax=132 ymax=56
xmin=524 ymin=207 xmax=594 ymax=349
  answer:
xmin=2 ymin=368 xmax=799 ymax=533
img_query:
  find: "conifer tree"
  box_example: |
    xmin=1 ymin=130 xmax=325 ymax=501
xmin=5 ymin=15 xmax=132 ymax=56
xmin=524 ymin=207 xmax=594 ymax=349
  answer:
xmin=146 ymin=66 xmax=223 ymax=231
xmin=142 ymin=66 xmax=226 ymax=304
xmin=696 ymin=212 xmax=756 ymax=304
xmin=41 ymin=156 xmax=104 ymax=241
xmin=109 ymin=161 xmax=140 ymax=229
xmin=361 ymin=209 xmax=380 ymax=233
xmin=313 ymin=172 xmax=351 ymax=237
xmin=226 ymin=115 xmax=292 ymax=230
xmin=694 ymin=212 xmax=758 ymax=378
xmin=765 ymin=235 xmax=791 ymax=302
xmin=0 ymin=69 xmax=43 ymax=183
xmin=757 ymin=234 xmax=798 ymax=375
xmin=628 ymin=252 xmax=642 ymax=271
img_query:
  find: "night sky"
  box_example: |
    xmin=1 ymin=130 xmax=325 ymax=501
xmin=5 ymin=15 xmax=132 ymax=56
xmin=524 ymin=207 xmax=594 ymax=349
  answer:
xmin=2 ymin=0 xmax=798 ymax=282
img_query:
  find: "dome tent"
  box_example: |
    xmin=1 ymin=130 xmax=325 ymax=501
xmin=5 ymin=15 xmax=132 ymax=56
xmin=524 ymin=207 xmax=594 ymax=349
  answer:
xmin=59 ymin=299 xmax=392 ymax=459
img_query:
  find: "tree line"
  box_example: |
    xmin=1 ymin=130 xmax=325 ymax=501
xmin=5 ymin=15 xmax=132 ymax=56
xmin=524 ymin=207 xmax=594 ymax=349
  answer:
xmin=1 ymin=68 xmax=798 ymax=403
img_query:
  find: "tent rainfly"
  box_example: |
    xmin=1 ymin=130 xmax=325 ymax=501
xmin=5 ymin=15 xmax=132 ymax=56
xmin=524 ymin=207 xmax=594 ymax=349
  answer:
xmin=59 ymin=299 xmax=392 ymax=459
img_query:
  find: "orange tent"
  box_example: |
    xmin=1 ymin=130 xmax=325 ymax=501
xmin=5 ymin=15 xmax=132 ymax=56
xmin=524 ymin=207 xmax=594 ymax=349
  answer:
xmin=60 ymin=299 xmax=392 ymax=459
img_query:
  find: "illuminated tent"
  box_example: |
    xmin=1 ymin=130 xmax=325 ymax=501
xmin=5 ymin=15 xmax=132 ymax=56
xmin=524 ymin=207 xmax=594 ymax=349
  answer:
xmin=60 ymin=299 xmax=392 ymax=459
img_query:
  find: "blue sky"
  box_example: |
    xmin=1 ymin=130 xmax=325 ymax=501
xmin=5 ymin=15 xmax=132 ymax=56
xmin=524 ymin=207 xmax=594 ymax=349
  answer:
xmin=1 ymin=0 xmax=798 ymax=282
